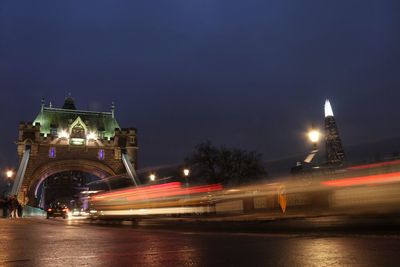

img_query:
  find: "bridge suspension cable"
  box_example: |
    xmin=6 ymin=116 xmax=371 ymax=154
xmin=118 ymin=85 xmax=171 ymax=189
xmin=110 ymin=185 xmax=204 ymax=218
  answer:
xmin=122 ymin=152 xmax=140 ymax=187
xmin=11 ymin=147 xmax=31 ymax=197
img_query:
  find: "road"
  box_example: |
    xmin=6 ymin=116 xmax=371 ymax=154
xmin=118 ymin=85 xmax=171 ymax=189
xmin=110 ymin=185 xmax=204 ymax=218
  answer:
xmin=1 ymin=217 xmax=400 ymax=266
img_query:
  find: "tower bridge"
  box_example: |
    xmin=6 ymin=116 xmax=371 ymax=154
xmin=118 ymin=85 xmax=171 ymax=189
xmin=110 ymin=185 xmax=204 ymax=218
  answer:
xmin=11 ymin=96 xmax=140 ymax=207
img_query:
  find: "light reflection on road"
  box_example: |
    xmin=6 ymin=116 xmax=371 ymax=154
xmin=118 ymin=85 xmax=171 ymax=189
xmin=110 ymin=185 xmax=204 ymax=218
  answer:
xmin=1 ymin=218 xmax=400 ymax=266
xmin=292 ymin=238 xmax=357 ymax=266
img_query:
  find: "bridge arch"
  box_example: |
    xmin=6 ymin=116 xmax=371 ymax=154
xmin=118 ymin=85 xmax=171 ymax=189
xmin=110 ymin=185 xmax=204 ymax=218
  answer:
xmin=27 ymin=159 xmax=116 ymax=205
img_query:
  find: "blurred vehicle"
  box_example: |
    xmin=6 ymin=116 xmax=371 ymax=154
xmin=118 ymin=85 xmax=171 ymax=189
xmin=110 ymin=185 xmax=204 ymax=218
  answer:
xmin=71 ymin=208 xmax=81 ymax=216
xmin=80 ymin=175 xmax=137 ymax=211
xmin=87 ymin=159 xmax=400 ymax=221
xmin=47 ymin=203 xmax=69 ymax=219
xmin=70 ymin=208 xmax=89 ymax=217
xmin=88 ymin=181 xmax=223 ymax=220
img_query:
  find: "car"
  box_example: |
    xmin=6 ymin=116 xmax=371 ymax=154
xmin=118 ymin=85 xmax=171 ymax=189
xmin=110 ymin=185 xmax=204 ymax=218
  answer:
xmin=46 ymin=204 xmax=69 ymax=219
xmin=71 ymin=208 xmax=86 ymax=217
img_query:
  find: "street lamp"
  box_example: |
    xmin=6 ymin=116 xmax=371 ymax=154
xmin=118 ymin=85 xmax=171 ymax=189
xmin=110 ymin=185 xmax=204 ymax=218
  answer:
xmin=6 ymin=170 xmax=14 ymax=179
xmin=4 ymin=170 xmax=14 ymax=197
xmin=183 ymin=168 xmax=190 ymax=188
xmin=183 ymin=168 xmax=190 ymax=177
xmin=149 ymin=173 xmax=156 ymax=182
xmin=303 ymin=128 xmax=321 ymax=165
xmin=308 ymin=129 xmax=320 ymax=144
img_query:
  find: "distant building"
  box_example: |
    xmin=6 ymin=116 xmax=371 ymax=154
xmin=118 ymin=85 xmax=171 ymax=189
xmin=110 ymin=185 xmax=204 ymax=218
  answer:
xmin=324 ymin=99 xmax=345 ymax=165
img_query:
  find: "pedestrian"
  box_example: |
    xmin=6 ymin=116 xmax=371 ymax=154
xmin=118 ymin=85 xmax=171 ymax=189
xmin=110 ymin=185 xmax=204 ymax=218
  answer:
xmin=5 ymin=197 xmax=11 ymax=218
xmin=17 ymin=202 xmax=23 ymax=218
xmin=0 ymin=199 xmax=5 ymax=218
xmin=9 ymin=195 xmax=19 ymax=219
xmin=12 ymin=196 xmax=19 ymax=219
xmin=7 ymin=196 xmax=13 ymax=219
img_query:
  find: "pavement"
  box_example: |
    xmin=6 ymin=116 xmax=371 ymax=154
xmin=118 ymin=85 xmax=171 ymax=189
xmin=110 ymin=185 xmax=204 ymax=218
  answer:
xmin=84 ymin=209 xmax=400 ymax=235
xmin=1 ymin=216 xmax=400 ymax=266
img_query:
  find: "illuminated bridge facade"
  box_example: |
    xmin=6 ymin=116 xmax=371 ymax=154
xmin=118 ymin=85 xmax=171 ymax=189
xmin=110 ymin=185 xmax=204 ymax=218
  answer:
xmin=13 ymin=96 xmax=139 ymax=206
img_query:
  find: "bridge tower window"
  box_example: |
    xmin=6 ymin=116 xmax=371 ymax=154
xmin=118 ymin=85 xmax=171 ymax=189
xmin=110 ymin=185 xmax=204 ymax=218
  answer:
xmin=98 ymin=149 xmax=105 ymax=160
xmin=49 ymin=147 xmax=56 ymax=158
xmin=50 ymin=125 xmax=58 ymax=137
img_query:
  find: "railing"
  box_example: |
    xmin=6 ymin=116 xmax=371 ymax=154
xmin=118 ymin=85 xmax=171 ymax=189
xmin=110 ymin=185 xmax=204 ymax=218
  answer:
xmin=22 ymin=206 xmax=46 ymax=218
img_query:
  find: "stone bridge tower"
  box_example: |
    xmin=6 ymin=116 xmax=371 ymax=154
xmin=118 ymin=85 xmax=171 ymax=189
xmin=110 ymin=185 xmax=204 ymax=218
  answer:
xmin=15 ymin=97 xmax=138 ymax=205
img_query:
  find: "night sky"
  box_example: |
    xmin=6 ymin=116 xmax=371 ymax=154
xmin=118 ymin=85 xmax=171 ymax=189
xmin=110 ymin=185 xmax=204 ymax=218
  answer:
xmin=1 ymin=1 xmax=400 ymax=170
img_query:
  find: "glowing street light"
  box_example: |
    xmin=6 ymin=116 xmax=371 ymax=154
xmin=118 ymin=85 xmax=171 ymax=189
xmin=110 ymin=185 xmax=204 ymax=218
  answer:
xmin=5 ymin=170 xmax=14 ymax=193
xmin=183 ymin=168 xmax=190 ymax=188
xmin=149 ymin=173 xmax=156 ymax=182
xmin=6 ymin=170 xmax=14 ymax=179
xmin=308 ymin=129 xmax=320 ymax=144
xmin=183 ymin=168 xmax=190 ymax=177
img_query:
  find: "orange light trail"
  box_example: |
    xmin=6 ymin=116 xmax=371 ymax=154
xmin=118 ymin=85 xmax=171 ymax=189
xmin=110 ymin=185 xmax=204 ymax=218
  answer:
xmin=93 ymin=182 xmax=182 ymax=200
xmin=321 ymin=171 xmax=400 ymax=187
xmin=126 ymin=184 xmax=222 ymax=201
xmin=92 ymin=182 xmax=223 ymax=202
xmin=347 ymin=159 xmax=400 ymax=170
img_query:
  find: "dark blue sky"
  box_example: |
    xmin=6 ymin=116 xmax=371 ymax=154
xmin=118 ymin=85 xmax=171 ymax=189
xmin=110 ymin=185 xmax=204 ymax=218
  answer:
xmin=1 ymin=1 xmax=400 ymax=169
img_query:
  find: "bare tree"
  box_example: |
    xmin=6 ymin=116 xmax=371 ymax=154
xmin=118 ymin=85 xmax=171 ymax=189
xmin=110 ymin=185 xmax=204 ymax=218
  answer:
xmin=185 ymin=141 xmax=266 ymax=185
xmin=185 ymin=141 xmax=219 ymax=183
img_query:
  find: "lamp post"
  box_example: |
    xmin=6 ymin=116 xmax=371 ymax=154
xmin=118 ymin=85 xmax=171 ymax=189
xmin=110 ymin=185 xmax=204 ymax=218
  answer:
xmin=303 ymin=127 xmax=321 ymax=166
xmin=6 ymin=170 xmax=14 ymax=188
xmin=149 ymin=173 xmax=156 ymax=182
xmin=308 ymin=129 xmax=320 ymax=150
xmin=6 ymin=170 xmax=14 ymax=179
xmin=183 ymin=168 xmax=190 ymax=188
xmin=3 ymin=170 xmax=14 ymax=198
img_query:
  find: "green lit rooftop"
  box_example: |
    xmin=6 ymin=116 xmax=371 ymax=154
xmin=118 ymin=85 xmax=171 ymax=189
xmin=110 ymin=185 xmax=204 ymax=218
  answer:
xmin=33 ymin=97 xmax=120 ymax=139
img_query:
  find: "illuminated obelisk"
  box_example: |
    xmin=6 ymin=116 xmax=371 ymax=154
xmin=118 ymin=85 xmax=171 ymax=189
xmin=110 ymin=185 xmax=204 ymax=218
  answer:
xmin=324 ymin=99 xmax=345 ymax=165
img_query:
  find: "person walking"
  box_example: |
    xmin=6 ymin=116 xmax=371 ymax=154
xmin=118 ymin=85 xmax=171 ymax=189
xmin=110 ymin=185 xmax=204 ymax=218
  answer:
xmin=7 ymin=196 xmax=12 ymax=219
xmin=1 ymin=198 xmax=8 ymax=218
xmin=17 ymin=202 xmax=23 ymax=218
xmin=9 ymin=195 xmax=19 ymax=218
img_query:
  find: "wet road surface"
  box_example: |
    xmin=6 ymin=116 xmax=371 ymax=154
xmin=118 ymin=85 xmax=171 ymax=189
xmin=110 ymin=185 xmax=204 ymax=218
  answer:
xmin=1 ymin=217 xmax=400 ymax=266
